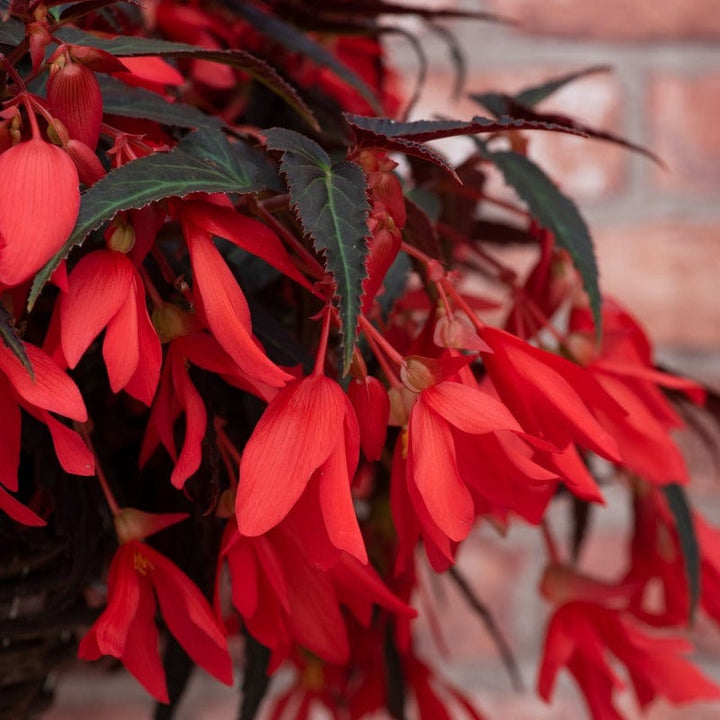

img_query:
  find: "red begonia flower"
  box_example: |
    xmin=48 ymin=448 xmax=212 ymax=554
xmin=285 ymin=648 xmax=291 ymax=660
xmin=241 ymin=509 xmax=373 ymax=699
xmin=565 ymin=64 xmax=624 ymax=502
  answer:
xmin=236 ymin=373 xmax=366 ymax=563
xmin=538 ymin=600 xmax=720 ymax=719
xmin=58 ymin=249 xmax=161 ymax=405
xmin=570 ymin=300 xmax=704 ymax=485
xmin=480 ymin=327 xmax=625 ymax=461
xmin=79 ymin=540 xmax=233 ymax=703
xmin=220 ymin=516 xmax=413 ymax=671
xmin=0 ymin=138 xmax=80 ymax=286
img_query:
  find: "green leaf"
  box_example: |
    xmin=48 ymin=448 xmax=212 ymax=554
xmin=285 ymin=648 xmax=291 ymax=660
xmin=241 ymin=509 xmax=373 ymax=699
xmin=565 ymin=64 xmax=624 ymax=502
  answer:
xmin=54 ymin=26 xmax=318 ymax=130
xmin=230 ymin=1 xmax=382 ymax=115
xmin=514 ymin=65 xmax=611 ymax=107
xmin=482 ymin=148 xmax=602 ymax=335
xmin=98 ymin=75 xmax=223 ymax=129
xmin=0 ymin=304 xmax=32 ymax=378
xmin=663 ymin=483 xmax=701 ymax=623
xmin=0 ymin=17 xmax=23 ymax=45
xmin=345 ymin=113 xmax=587 ymax=143
xmin=469 ymin=89 xmax=662 ymax=166
xmin=265 ymin=128 xmax=370 ymax=373
xmin=28 ymin=129 xmax=279 ymax=310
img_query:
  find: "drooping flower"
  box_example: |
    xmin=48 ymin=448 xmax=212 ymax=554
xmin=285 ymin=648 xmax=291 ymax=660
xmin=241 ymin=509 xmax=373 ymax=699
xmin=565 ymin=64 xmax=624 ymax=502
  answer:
xmin=56 ymin=249 xmax=161 ymax=405
xmin=236 ymin=372 xmax=366 ymax=564
xmin=79 ymin=539 xmax=233 ymax=703
xmin=0 ymin=339 xmax=93 ymax=525
xmin=220 ymin=514 xmax=414 ymax=671
xmin=568 ymin=300 xmax=704 ymax=485
xmin=538 ymin=600 xmax=720 ymax=719
xmin=390 ymin=356 xmax=557 ymax=571
xmin=480 ymin=326 xmax=625 ymax=462
xmin=0 ymin=138 xmax=80 ymax=286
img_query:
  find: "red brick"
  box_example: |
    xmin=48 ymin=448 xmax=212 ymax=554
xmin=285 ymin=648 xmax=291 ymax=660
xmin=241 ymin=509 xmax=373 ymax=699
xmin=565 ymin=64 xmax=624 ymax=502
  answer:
xmin=594 ymin=221 xmax=720 ymax=348
xmin=650 ymin=72 xmax=720 ymax=193
xmin=487 ymin=0 xmax=720 ymax=41
xmin=400 ymin=68 xmax=627 ymax=201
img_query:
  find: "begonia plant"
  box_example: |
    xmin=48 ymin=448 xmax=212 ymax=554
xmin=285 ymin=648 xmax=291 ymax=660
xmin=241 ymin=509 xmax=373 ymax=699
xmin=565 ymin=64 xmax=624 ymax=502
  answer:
xmin=0 ymin=1 xmax=719 ymax=719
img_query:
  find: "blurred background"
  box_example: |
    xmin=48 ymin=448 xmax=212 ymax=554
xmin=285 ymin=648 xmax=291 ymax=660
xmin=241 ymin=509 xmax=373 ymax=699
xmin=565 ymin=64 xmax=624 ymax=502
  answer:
xmin=45 ymin=2 xmax=720 ymax=718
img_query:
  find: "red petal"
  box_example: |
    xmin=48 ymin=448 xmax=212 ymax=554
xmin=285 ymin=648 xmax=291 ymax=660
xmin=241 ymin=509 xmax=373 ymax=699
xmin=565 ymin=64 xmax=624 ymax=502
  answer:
xmin=183 ymin=201 xmax=314 ymax=291
xmin=271 ymin=530 xmax=350 ymax=665
xmin=421 ymin=381 xmax=522 ymax=435
xmin=347 ymin=376 xmax=389 ymax=461
xmin=0 ymin=342 xmax=87 ymax=420
xmin=146 ymin=544 xmax=233 ymax=686
xmin=169 ymin=351 xmax=207 ymax=488
xmin=0 ymin=382 xmax=20 ymax=491
xmin=0 ymin=484 xmax=45 ymax=526
xmin=409 ymin=401 xmax=474 ymax=542
xmin=122 ymin=280 xmax=162 ymax=405
xmin=185 ymin=223 xmax=291 ymax=387
xmin=85 ymin=544 xmax=143 ymax=657
xmin=236 ymin=375 xmax=346 ymax=536
xmin=0 ymin=140 xmax=79 ymax=286
xmin=103 ymin=289 xmax=139 ymax=392
xmin=33 ymin=408 xmax=95 ymax=476
xmin=115 ymin=56 xmax=184 ymax=86
xmin=60 ymin=250 xmax=134 ymax=368
xmin=317 ymin=442 xmax=367 ymax=563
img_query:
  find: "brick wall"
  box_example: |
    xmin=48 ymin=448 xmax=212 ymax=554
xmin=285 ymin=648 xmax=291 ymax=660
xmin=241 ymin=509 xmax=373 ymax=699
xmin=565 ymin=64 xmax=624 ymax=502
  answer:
xmin=389 ymin=0 xmax=720 ymax=362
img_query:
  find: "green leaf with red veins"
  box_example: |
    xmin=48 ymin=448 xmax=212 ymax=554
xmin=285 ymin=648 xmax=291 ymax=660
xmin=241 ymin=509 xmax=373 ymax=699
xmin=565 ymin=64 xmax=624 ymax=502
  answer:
xmin=481 ymin=148 xmax=603 ymax=337
xmin=265 ymin=128 xmax=370 ymax=374
xmin=663 ymin=483 xmax=701 ymax=623
xmin=28 ymin=129 xmax=279 ymax=311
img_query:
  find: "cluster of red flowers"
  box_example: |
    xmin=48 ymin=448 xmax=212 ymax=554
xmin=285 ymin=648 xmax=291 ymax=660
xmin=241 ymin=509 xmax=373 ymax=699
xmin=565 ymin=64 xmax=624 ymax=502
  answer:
xmin=1 ymin=2 xmax=718 ymax=719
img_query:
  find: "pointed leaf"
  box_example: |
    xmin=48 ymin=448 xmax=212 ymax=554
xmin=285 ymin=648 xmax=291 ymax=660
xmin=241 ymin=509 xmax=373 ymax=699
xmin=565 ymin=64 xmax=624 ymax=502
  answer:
xmin=345 ymin=113 xmax=587 ymax=144
xmin=515 ymin=65 xmax=612 ymax=107
xmin=0 ymin=304 xmax=32 ymax=378
xmin=469 ymin=92 xmax=662 ymax=166
xmin=481 ymin=149 xmax=602 ymax=335
xmin=0 ymin=17 xmax=23 ymax=46
xmin=662 ymin=483 xmax=701 ymax=623
xmin=265 ymin=128 xmax=370 ymax=372
xmin=98 ymin=75 xmax=222 ymax=129
xmin=28 ymin=129 xmax=279 ymax=310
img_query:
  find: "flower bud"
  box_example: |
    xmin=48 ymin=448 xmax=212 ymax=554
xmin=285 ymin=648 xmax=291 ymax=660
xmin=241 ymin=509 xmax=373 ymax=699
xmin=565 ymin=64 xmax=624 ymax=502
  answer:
xmin=152 ymin=302 xmax=196 ymax=343
xmin=64 ymin=138 xmax=106 ymax=186
xmin=105 ymin=215 xmax=136 ymax=253
xmin=47 ymin=62 xmax=103 ymax=149
xmin=0 ymin=139 xmax=80 ymax=286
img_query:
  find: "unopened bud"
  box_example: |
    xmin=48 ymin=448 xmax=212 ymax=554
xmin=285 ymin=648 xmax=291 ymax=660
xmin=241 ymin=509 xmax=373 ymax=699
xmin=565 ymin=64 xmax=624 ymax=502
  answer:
xmin=152 ymin=302 xmax=195 ymax=343
xmin=105 ymin=216 xmax=136 ymax=253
